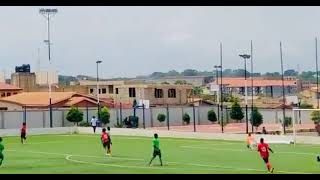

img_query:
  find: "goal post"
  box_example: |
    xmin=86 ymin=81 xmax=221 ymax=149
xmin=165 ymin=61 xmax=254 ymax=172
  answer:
xmin=292 ymin=108 xmax=318 ymax=146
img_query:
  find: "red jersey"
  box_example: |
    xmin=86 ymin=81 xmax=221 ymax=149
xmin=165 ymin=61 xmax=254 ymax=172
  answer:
xmin=101 ymin=132 xmax=109 ymax=143
xmin=257 ymin=143 xmax=270 ymax=158
xmin=21 ymin=125 xmax=26 ymax=134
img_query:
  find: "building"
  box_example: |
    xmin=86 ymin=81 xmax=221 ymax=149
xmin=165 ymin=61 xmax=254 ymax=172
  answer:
xmin=0 ymin=92 xmax=112 ymax=111
xmin=11 ymin=72 xmax=36 ymax=92
xmin=145 ymin=76 xmax=214 ymax=86
xmin=0 ymin=83 xmax=22 ymax=98
xmin=210 ymin=77 xmax=298 ymax=98
xmin=35 ymin=71 xmax=58 ymax=86
xmin=0 ymin=71 xmax=5 ymax=83
xmin=112 ymin=83 xmax=192 ymax=106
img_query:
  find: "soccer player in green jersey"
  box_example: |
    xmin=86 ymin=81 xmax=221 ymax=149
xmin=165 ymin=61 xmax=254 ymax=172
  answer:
xmin=148 ymin=133 xmax=163 ymax=166
xmin=0 ymin=137 xmax=4 ymax=166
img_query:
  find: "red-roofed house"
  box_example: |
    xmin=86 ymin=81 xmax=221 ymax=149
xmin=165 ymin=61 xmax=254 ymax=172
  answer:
xmin=0 ymin=92 xmax=113 ymax=110
xmin=0 ymin=83 xmax=22 ymax=98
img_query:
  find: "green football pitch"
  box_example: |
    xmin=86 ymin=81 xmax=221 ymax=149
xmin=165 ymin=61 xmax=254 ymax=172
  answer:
xmin=0 ymin=134 xmax=319 ymax=174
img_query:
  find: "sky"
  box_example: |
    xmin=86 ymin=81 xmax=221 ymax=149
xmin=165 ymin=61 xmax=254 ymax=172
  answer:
xmin=0 ymin=6 xmax=320 ymax=79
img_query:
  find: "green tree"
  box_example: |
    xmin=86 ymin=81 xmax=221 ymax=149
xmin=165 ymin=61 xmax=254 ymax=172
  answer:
xmin=157 ymin=113 xmax=166 ymax=123
xmin=283 ymin=117 xmax=292 ymax=127
xmin=311 ymin=111 xmax=320 ymax=124
xmin=207 ymin=110 xmax=217 ymax=123
xmin=66 ymin=106 xmax=83 ymax=125
xmin=182 ymin=69 xmax=198 ymax=76
xmin=99 ymin=107 xmax=111 ymax=125
xmin=192 ymin=86 xmax=204 ymax=96
xmin=310 ymin=111 xmax=320 ymax=136
xmin=183 ymin=113 xmax=191 ymax=125
xmin=250 ymin=107 xmax=263 ymax=131
xmin=174 ymin=80 xmax=188 ymax=85
xmin=229 ymin=101 xmax=244 ymax=121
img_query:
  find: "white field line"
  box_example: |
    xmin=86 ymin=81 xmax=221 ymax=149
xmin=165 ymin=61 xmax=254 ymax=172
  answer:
xmin=5 ymin=149 xmax=311 ymax=174
xmin=181 ymin=145 xmax=319 ymax=156
xmin=5 ymin=141 xmax=63 ymax=145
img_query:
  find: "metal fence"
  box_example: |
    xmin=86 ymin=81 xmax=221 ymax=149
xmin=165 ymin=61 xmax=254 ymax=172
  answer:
xmin=0 ymin=106 xmax=316 ymax=134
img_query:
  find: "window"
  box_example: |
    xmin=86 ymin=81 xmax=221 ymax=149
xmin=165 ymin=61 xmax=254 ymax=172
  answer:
xmin=13 ymin=92 xmax=17 ymax=95
xmin=89 ymin=89 xmax=94 ymax=94
xmin=108 ymin=85 xmax=114 ymax=94
xmin=116 ymin=88 xmax=119 ymax=94
xmin=102 ymin=88 xmax=107 ymax=94
xmin=129 ymin=88 xmax=136 ymax=97
xmin=99 ymin=89 xmax=101 ymax=94
xmin=168 ymin=89 xmax=176 ymax=98
xmin=6 ymin=92 xmax=11 ymax=96
xmin=154 ymin=88 xmax=163 ymax=98
xmin=1 ymin=93 xmax=5 ymax=97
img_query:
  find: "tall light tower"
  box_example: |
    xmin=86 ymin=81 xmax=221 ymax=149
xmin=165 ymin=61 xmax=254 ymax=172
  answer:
xmin=239 ymin=54 xmax=251 ymax=134
xmin=96 ymin=60 xmax=102 ymax=121
xmin=39 ymin=8 xmax=58 ymax=128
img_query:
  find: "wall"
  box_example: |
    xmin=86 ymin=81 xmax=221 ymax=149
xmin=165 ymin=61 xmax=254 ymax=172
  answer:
xmin=0 ymin=107 xmax=315 ymax=130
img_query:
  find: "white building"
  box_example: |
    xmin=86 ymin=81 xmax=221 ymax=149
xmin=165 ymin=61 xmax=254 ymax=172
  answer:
xmin=35 ymin=71 xmax=58 ymax=85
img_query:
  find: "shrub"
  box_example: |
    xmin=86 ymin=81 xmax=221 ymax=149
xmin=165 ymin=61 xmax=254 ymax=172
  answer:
xmin=183 ymin=113 xmax=191 ymax=125
xmin=66 ymin=106 xmax=83 ymax=125
xmin=311 ymin=111 xmax=320 ymax=124
xmin=229 ymin=101 xmax=244 ymax=121
xmin=284 ymin=117 xmax=292 ymax=127
xmin=157 ymin=113 xmax=166 ymax=123
xmin=300 ymin=103 xmax=313 ymax=109
xmin=129 ymin=116 xmax=139 ymax=128
xmin=250 ymin=107 xmax=263 ymax=131
xmin=99 ymin=106 xmax=110 ymax=125
xmin=79 ymin=121 xmax=91 ymax=127
xmin=207 ymin=110 xmax=217 ymax=123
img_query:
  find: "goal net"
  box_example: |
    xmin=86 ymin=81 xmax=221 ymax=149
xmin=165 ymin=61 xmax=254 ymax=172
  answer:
xmin=291 ymin=108 xmax=319 ymax=145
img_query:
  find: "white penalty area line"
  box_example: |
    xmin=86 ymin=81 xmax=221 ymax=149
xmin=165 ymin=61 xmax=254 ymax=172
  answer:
xmin=5 ymin=141 xmax=63 ymax=145
xmin=5 ymin=149 xmax=311 ymax=174
xmin=181 ymin=145 xmax=319 ymax=156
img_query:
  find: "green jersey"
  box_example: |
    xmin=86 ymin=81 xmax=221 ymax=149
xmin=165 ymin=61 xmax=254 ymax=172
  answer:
xmin=152 ymin=138 xmax=160 ymax=150
xmin=0 ymin=143 xmax=4 ymax=155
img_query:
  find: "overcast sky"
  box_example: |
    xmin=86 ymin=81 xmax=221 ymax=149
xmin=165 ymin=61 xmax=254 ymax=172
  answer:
xmin=1 ymin=6 xmax=320 ymax=78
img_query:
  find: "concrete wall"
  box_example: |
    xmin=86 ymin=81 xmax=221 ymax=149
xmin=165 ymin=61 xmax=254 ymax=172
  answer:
xmin=0 ymin=107 xmax=315 ymax=130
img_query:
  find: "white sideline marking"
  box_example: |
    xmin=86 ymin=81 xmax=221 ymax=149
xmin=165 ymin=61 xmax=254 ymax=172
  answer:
xmin=181 ymin=146 xmax=318 ymax=156
xmin=6 ymin=149 xmax=311 ymax=174
xmin=6 ymin=141 xmax=63 ymax=145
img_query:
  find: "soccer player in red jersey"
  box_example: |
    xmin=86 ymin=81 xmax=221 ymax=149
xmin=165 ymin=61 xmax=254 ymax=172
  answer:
xmin=101 ymin=128 xmax=110 ymax=156
xmin=20 ymin=122 xmax=27 ymax=144
xmin=257 ymin=138 xmax=274 ymax=173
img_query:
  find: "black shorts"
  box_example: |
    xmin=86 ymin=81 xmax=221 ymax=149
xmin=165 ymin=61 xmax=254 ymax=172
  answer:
xmin=153 ymin=149 xmax=161 ymax=157
xmin=102 ymin=141 xmax=111 ymax=149
xmin=21 ymin=133 xmax=26 ymax=139
xmin=262 ymin=157 xmax=269 ymax=164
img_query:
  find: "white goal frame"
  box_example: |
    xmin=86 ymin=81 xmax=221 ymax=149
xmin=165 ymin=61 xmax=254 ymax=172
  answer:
xmin=291 ymin=108 xmax=318 ymax=146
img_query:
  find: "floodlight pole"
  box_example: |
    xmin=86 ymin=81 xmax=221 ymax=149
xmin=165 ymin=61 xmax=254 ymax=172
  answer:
xmin=220 ymin=43 xmax=224 ymax=133
xmin=280 ymin=42 xmax=286 ymax=134
xmin=96 ymin=60 xmax=102 ymax=121
xmin=250 ymin=40 xmax=254 ymax=133
xmin=239 ymin=54 xmax=251 ymax=134
xmin=214 ymin=65 xmax=221 ymax=127
xmin=316 ymin=38 xmax=319 ymax=109
xmin=39 ymin=8 xmax=58 ymax=128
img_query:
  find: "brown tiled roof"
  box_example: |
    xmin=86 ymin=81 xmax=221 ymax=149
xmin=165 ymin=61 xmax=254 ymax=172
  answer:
xmin=215 ymin=77 xmax=297 ymax=88
xmin=0 ymin=92 xmax=77 ymax=106
xmin=0 ymin=83 xmax=22 ymax=90
xmin=64 ymin=97 xmax=97 ymax=106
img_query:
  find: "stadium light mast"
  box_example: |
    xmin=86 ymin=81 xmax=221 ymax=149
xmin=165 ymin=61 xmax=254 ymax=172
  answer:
xmin=214 ymin=65 xmax=222 ymax=127
xmin=280 ymin=42 xmax=286 ymax=134
xmin=39 ymin=8 xmax=58 ymax=128
xmin=239 ymin=54 xmax=251 ymax=134
xmin=96 ymin=60 xmax=102 ymax=121
xmin=220 ymin=43 xmax=224 ymax=133
xmin=316 ymin=38 xmax=319 ymax=109
xmin=250 ymin=40 xmax=254 ymax=133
